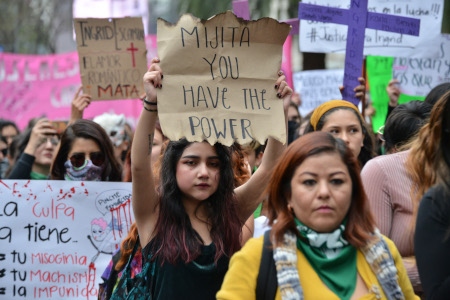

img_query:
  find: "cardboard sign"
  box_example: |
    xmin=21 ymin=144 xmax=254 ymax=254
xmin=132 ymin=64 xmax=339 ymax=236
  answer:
xmin=74 ymin=17 xmax=148 ymax=101
xmin=157 ymin=11 xmax=291 ymax=146
xmin=393 ymin=34 xmax=450 ymax=96
xmin=231 ymin=1 xmax=294 ymax=89
xmin=0 ymin=180 xmax=133 ymax=299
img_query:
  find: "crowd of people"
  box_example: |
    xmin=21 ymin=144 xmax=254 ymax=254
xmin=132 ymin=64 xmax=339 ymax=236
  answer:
xmin=1 ymin=55 xmax=450 ymax=299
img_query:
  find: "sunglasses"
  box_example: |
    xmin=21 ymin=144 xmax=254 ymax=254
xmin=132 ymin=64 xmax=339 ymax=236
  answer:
xmin=1 ymin=148 xmax=6 ymax=156
xmin=69 ymin=152 xmax=105 ymax=168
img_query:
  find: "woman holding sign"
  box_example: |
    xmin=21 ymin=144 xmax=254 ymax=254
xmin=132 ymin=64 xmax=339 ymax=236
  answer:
xmin=126 ymin=57 xmax=291 ymax=299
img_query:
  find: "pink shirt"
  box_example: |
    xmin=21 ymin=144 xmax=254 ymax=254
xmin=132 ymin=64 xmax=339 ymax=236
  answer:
xmin=361 ymin=150 xmax=421 ymax=293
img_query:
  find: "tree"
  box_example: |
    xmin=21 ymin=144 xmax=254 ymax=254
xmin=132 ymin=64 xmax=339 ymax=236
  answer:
xmin=177 ymin=0 xmax=232 ymax=19
xmin=0 ymin=0 xmax=71 ymax=54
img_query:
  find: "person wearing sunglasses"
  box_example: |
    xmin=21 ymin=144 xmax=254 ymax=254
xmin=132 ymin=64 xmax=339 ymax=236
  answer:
xmin=7 ymin=118 xmax=59 ymax=180
xmin=50 ymin=119 xmax=122 ymax=182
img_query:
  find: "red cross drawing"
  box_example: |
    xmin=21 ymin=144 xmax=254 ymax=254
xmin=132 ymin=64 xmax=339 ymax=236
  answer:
xmin=126 ymin=42 xmax=139 ymax=67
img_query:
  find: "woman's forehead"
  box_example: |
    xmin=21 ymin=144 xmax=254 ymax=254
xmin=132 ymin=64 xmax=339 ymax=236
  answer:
xmin=324 ymin=109 xmax=361 ymax=126
xmin=182 ymin=142 xmax=217 ymax=156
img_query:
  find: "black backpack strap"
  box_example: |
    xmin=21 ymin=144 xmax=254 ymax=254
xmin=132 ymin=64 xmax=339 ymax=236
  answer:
xmin=256 ymin=229 xmax=278 ymax=300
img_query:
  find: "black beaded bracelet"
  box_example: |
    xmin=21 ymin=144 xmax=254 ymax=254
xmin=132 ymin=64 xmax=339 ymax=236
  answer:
xmin=143 ymin=105 xmax=158 ymax=112
xmin=143 ymin=97 xmax=157 ymax=106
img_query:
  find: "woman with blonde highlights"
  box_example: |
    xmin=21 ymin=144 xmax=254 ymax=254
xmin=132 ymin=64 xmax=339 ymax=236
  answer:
xmin=414 ymin=91 xmax=450 ymax=299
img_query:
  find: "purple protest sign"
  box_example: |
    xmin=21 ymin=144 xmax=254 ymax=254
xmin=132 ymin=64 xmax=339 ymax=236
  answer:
xmin=299 ymin=1 xmax=420 ymax=105
xmin=284 ymin=19 xmax=299 ymax=35
xmin=232 ymin=0 xmax=250 ymax=20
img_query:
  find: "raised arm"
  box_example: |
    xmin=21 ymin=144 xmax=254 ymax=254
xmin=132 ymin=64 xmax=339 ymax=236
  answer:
xmin=131 ymin=58 xmax=163 ymax=247
xmin=386 ymin=79 xmax=400 ymax=121
xmin=68 ymin=86 xmax=91 ymax=125
xmin=235 ymin=72 xmax=292 ymax=223
xmin=339 ymin=77 xmax=366 ymax=103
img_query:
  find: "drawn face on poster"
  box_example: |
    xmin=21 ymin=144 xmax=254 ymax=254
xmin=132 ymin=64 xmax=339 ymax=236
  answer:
xmin=0 ymin=180 xmax=134 ymax=299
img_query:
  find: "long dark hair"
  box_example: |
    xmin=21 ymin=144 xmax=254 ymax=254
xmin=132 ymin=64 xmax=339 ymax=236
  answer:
xmin=383 ymin=100 xmax=432 ymax=153
xmin=50 ymin=119 xmax=122 ymax=181
xmin=267 ymin=131 xmax=376 ymax=248
xmin=151 ymin=139 xmax=242 ymax=265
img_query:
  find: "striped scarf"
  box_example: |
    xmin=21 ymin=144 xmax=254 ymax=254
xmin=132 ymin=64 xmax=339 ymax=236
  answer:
xmin=273 ymin=229 xmax=404 ymax=300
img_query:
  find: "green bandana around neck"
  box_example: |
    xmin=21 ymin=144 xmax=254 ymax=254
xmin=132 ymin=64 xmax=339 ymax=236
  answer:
xmin=294 ymin=218 xmax=357 ymax=300
xmin=30 ymin=171 xmax=48 ymax=180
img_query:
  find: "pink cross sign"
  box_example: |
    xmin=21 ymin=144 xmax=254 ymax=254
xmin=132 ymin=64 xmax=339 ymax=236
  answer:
xmin=298 ymin=0 xmax=420 ymax=105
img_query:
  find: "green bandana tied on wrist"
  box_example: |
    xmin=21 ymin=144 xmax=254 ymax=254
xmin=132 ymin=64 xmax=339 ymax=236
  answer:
xmin=294 ymin=218 xmax=357 ymax=300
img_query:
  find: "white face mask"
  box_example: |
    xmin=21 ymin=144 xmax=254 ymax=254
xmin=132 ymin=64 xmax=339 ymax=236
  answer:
xmin=64 ymin=159 xmax=104 ymax=181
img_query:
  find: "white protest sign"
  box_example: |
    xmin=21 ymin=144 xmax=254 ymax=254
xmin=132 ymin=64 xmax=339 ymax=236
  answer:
xmin=0 ymin=180 xmax=133 ymax=299
xmin=299 ymin=0 xmax=444 ymax=58
xmin=293 ymin=69 xmax=344 ymax=116
xmin=393 ymin=34 xmax=450 ymax=96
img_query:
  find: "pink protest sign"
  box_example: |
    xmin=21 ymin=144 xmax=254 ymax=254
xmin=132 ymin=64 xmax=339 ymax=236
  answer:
xmin=0 ymin=51 xmax=143 ymax=130
xmin=298 ymin=1 xmax=420 ymax=105
xmin=0 ymin=35 xmax=158 ymax=131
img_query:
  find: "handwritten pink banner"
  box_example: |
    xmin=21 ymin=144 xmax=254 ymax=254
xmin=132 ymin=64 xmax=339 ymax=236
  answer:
xmin=0 ymin=35 xmax=158 ymax=131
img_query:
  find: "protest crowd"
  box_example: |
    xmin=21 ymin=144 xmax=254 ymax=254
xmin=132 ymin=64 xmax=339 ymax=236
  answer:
xmin=1 ymin=1 xmax=450 ymax=300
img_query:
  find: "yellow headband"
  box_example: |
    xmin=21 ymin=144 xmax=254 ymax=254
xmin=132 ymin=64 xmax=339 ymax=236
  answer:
xmin=310 ymin=100 xmax=362 ymax=130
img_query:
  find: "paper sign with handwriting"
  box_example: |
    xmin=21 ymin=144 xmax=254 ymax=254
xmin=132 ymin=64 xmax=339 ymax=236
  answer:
xmin=298 ymin=0 xmax=421 ymax=105
xmin=0 ymin=180 xmax=133 ymax=299
xmin=365 ymin=55 xmax=425 ymax=133
xmin=74 ymin=17 xmax=147 ymax=100
xmin=299 ymin=0 xmax=442 ymax=58
xmin=157 ymin=11 xmax=291 ymax=146
xmin=393 ymin=34 xmax=450 ymax=96
xmin=293 ymin=69 xmax=344 ymax=117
